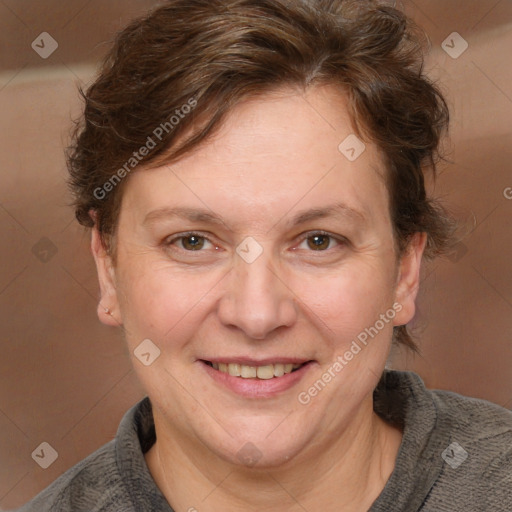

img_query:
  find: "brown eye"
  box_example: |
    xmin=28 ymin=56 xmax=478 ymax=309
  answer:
xmin=181 ymin=235 xmax=206 ymax=251
xmin=306 ymin=234 xmax=331 ymax=251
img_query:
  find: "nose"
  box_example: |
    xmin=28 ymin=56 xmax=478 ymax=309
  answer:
xmin=217 ymin=249 xmax=298 ymax=340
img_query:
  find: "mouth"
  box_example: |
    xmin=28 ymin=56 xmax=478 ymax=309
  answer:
xmin=202 ymin=360 xmax=307 ymax=379
xmin=199 ymin=359 xmax=315 ymax=398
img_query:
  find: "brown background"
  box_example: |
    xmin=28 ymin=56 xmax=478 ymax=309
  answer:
xmin=1 ymin=0 xmax=511 ymax=509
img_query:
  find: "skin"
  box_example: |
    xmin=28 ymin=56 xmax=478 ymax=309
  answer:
xmin=92 ymin=84 xmax=426 ymax=512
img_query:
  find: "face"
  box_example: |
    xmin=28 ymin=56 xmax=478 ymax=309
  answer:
xmin=93 ymin=85 xmax=425 ymax=469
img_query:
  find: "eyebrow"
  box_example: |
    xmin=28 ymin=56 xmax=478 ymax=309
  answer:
xmin=142 ymin=202 xmax=367 ymax=229
xmin=287 ymin=203 xmax=367 ymax=226
xmin=143 ymin=207 xmax=226 ymax=227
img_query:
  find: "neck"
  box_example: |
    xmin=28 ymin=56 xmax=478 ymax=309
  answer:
xmin=145 ymin=396 xmax=402 ymax=512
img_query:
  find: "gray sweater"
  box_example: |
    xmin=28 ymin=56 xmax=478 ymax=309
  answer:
xmin=13 ymin=370 xmax=512 ymax=511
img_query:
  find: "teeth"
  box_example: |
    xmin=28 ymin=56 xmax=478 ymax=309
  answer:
xmin=212 ymin=362 xmax=305 ymax=379
xmin=240 ymin=365 xmax=257 ymax=378
xmin=256 ymin=365 xmax=274 ymax=380
xmin=228 ymin=363 xmax=241 ymax=376
xmin=273 ymin=363 xmax=285 ymax=377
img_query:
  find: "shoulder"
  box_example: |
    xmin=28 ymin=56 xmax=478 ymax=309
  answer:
xmin=379 ymin=369 xmax=512 ymax=449
xmin=377 ymin=370 xmax=512 ymax=510
xmin=402 ymin=370 xmax=512 ymax=472
xmin=12 ymin=398 xmax=156 ymax=512
xmin=429 ymin=386 xmax=512 ymax=484
xmin=12 ymin=397 xmax=166 ymax=512
xmin=409 ymin=373 xmax=512 ymax=509
xmin=430 ymin=385 xmax=512 ymax=440
xmin=14 ymin=440 xmax=126 ymax=512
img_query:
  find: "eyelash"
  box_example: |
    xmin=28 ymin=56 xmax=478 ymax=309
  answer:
xmin=165 ymin=232 xmax=218 ymax=251
xmin=165 ymin=230 xmax=348 ymax=252
xmin=296 ymin=230 xmax=347 ymax=251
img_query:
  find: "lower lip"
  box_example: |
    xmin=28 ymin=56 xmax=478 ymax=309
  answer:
xmin=199 ymin=361 xmax=315 ymax=398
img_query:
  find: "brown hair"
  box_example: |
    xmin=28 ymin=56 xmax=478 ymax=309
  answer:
xmin=67 ymin=0 xmax=456 ymax=351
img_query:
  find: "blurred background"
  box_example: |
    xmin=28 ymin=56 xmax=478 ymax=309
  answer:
xmin=0 ymin=0 xmax=511 ymax=508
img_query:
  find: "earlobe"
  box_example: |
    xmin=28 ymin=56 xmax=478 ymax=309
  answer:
xmin=393 ymin=232 xmax=427 ymax=327
xmin=91 ymin=227 xmax=122 ymax=327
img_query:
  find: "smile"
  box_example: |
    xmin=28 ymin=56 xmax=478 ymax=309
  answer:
xmin=200 ymin=359 xmax=315 ymax=398
xmin=203 ymin=361 xmax=305 ymax=379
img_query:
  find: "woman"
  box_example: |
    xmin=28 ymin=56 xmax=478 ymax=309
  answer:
xmin=16 ymin=0 xmax=512 ymax=510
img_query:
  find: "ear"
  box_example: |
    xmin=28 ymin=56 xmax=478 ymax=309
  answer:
xmin=393 ymin=232 xmax=427 ymax=326
xmin=91 ymin=226 xmax=122 ymax=327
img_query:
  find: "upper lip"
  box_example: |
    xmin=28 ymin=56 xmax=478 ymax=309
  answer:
xmin=200 ymin=357 xmax=312 ymax=366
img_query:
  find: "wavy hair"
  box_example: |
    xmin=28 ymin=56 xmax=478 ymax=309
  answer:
xmin=67 ymin=0 xmax=457 ymax=351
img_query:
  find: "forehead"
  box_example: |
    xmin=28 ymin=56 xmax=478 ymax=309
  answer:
xmin=120 ymin=85 xmax=390 ymax=230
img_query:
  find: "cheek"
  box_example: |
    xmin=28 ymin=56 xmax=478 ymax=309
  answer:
xmin=115 ymin=256 xmax=225 ymax=350
xmin=295 ymin=261 xmax=396 ymax=344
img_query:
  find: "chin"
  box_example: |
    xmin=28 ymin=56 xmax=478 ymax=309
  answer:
xmin=204 ymin=421 xmax=310 ymax=471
